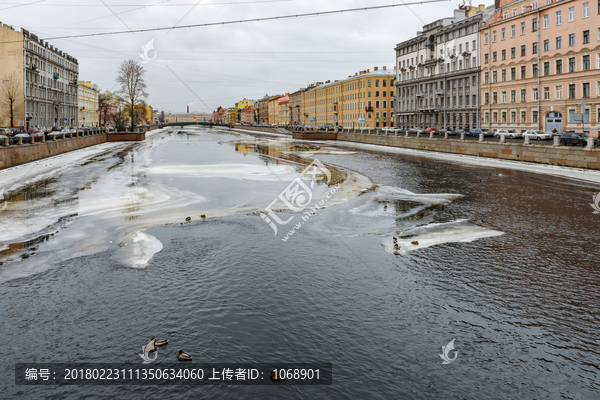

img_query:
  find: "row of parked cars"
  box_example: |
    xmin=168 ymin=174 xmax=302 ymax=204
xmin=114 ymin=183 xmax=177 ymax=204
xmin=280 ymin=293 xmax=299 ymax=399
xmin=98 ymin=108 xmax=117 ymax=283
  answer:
xmin=0 ymin=126 xmax=113 ymax=145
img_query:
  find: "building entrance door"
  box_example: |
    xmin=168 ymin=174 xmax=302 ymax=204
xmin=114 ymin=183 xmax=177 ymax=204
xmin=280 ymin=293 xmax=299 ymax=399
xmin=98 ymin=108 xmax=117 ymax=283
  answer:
xmin=545 ymin=112 xmax=562 ymax=134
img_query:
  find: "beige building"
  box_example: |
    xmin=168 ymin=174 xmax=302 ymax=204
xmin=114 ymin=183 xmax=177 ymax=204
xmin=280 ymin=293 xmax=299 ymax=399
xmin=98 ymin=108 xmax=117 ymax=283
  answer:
xmin=481 ymin=0 xmax=600 ymax=135
xmin=0 ymin=24 xmax=78 ymax=130
xmin=77 ymin=81 xmax=98 ymax=127
xmin=277 ymin=95 xmax=289 ymax=125
xmin=165 ymin=112 xmax=212 ymax=123
xmin=289 ymin=90 xmax=304 ymax=125
xmin=258 ymin=97 xmax=270 ymax=124
xmin=225 ymin=107 xmax=237 ymax=124
xmin=302 ymin=67 xmax=396 ymax=129
xmin=268 ymin=96 xmax=282 ymax=125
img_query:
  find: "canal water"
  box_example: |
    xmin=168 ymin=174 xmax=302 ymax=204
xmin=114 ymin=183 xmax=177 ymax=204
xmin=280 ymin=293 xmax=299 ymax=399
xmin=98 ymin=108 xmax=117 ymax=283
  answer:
xmin=0 ymin=127 xmax=599 ymax=399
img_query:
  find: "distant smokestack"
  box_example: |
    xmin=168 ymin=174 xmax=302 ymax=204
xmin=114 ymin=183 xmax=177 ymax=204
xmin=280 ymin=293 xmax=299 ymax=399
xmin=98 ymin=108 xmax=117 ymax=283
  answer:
xmin=187 ymin=106 xmax=189 ymax=113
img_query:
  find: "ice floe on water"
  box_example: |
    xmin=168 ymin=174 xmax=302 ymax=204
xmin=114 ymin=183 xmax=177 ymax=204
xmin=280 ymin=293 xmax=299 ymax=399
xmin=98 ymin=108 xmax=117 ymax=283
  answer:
xmin=146 ymin=163 xmax=299 ymax=182
xmin=382 ymin=219 xmax=504 ymax=254
xmin=113 ymin=231 xmax=164 ymax=268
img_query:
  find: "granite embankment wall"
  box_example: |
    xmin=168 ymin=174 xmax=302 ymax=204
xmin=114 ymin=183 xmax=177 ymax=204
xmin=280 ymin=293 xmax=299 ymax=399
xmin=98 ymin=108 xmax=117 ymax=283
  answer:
xmin=337 ymin=132 xmax=600 ymax=170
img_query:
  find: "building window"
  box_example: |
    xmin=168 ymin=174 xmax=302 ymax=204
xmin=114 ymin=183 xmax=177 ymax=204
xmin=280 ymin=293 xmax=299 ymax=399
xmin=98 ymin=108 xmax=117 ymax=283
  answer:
xmin=521 ymin=65 xmax=526 ymax=79
xmin=485 ymin=53 xmax=489 ymax=64
xmin=502 ymin=69 xmax=506 ymax=81
xmin=556 ymin=85 xmax=562 ymax=99
xmin=485 ymin=72 xmax=489 ymax=83
xmin=511 ymin=67 xmax=516 ymax=80
xmin=493 ymin=51 xmax=497 ymax=62
xmin=493 ymin=70 xmax=497 ymax=82
xmin=521 ymin=89 xmax=526 ymax=101
xmin=493 ymin=112 xmax=498 ymax=123
xmin=522 ymin=5 xmax=527 ymax=13
xmin=583 ymin=2 xmax=589 ymax=18
xmin=533 ymin=88 xmax=539 ymax=101
xmin=556 ymin=36 xmax=562 ymax=49
xmin=533 ymin=42 xmax=538 ymax=54
xmin=532 ymin=18 xmax=538 ymax=32
xmin=543 ymin=15 xmax=549 ymax=29
xmin=493 ymin=92 xmax=498 ymax=103
xmin=511 ymin=90 xmax=516 ymax=102
xmin=502 ymin=91 xmax=507 ymax=102
xmin=569 ymin=6 xmax=574 ymax=22
xmin=502 ymin=50 xmax=506 ymax=60
xmin=583 ymin=82 xmax=590 ymax=97
xmin=485 ymin=92 xmax=489 ymax=104
xmin=584 ymin=30 xmax=590 ymax=44
xmin=569 ymin=84 xmax=576 ymax=98
xmin=368 ymin=80 xmax=372 ymax=87
xmin=511 ymin=111 xmax=516 ymax=123
xmin=544 ymin=86 xmax=550 ymax=100
xmin=533 ymin=63 xmax=539 ymax=77
xmin=502 ymin=112 xmax=507 ymax=123
xmin=569 ymin=57 xmax=576 ymax=72
xmin=521 ymin=111 xmax=526 ymax=123
xmin=533 ymin=111 xmax=538 ymax=123
xmin=544 ymin=62 xmax=550 ymax=75
xmin=543 ymin=40 xmax=549 ymax=51
xmin=376 ymin=91 xmax=380 ymax=97
xmin=532 ymin=1 xmax=538 ymax=9
xmin=502 ymin=28 xmax=506 ymax=40
xmin=511 ymin=25 xmax=516 ymax=37
xmin=503 ymin=11 xmax=509 ymax=19
xmin=493 ymin=30 xmax=497 ymax=42
xmin=521 ymin=45 xmax=526 ymax=56
xmin=569 ymin=34 xmax=575 ymax=46
xmin=583 ymin=55 xmax=590 ymax=70
xmin=556 ymin=11 xmax=561 ymax=25
xmin=485 ymin=33 xmax=489 ymax=44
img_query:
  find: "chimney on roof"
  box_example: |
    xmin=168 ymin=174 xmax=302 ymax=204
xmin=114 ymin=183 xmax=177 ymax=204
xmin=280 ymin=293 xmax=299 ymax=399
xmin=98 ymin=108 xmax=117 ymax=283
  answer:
xmin=374 ymin=67 xmax=378 ymax=71
xmin=383 ymin=66 xmax=387 ymax=70
xmin=367 ymin=69 xmax=370 ymax=72
xmin=325 ymin=80 xmax=330 ymax=84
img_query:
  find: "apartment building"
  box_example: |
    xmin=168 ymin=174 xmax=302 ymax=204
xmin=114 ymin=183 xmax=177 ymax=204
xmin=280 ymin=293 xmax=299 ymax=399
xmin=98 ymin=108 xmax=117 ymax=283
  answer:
xmin=302 ymin=67 xmax=396 ymax=129
xmin=289 ymin=89 xmax=303 ymax=125
xmin=395 ymin=6 xmax=492 ymax=130
xmin=77 ymin=81 xmax=98 ymax=127
xmin=0 ymin=23 xmax=79 ymax=130
xmin=481 ymin=0 xmax=600 ymax=134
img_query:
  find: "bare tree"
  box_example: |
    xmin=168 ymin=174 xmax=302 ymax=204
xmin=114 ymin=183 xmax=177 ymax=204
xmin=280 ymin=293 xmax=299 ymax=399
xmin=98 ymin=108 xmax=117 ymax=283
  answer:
xmin=0 ymin=72 xmax=22 ymax=128
xmin=116 ymin=59 xmax=148 ymax=128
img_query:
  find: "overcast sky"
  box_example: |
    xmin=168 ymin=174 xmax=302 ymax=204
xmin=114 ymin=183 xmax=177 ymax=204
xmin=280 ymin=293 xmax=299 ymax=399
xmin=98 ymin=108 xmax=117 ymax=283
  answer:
xmin=1 ymin=0 xmax=481 ymax=114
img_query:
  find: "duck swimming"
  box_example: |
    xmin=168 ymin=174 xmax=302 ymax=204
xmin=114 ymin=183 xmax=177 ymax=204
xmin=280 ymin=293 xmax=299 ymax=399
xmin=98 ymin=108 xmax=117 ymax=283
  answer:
xmin=154 ymin=339 xmax=169 ymax=346
xmin=177 ymin=350 xmax=192 ymax=361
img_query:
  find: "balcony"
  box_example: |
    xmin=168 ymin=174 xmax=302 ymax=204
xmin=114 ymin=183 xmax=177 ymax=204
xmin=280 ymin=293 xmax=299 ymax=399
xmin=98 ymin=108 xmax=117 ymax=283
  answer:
xmin=435 ymin=89 xmax=445 ymax=95
xmin=53 ymin=73 xmax=59 ymax=79
xmin=365 ymin=106 xmax=373 ymax=112
xmin=416 ymin=91 xmax=425 ymax=97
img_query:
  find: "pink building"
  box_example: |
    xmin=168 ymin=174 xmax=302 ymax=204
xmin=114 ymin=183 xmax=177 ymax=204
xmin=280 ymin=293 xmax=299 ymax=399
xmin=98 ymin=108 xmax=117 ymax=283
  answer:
xmin=481 ymin=0 xmax=600 ymax=135
xmin=240 ymin=107 xmax=255 ymax=124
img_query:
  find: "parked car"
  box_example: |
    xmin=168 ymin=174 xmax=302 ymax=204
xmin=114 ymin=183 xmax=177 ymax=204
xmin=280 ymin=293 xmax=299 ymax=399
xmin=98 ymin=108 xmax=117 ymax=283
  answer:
xmin=425 ymin=127 xmax=439 ymax=134
xmin=455 ymin=129 xmax=467 ymax=136
xmin=495 ymin=129 xmax=522 ymax=139
xmin=321 ymin=124 xmax=335 ymax=130
xmin=13 ymin=133 xmax=31 ymax=144
xmin=445 ymin=129 xmax=457 ymax=136
xmin=469 ymin=128 xmax=483 ymax=136
xmin=0 ymin=128 xmax=12 ymax=135
xmin=524 ymin=130 xmax=552 ymax=140
xmin=558 ymin=132 xmax=586 ymax=146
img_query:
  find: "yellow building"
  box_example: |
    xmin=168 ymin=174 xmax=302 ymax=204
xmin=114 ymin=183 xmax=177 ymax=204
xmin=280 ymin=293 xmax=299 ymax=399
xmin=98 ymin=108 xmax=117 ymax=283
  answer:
xmin=289 ymin=90 xmax=303 ymax=125
xmin=77 ymin=81 xmax=98 ymax=127
xmin=225 ymin=107 xmax=237 ymax=124
xmin=236 ymin=98 xmax=254 ymax=110
xmin=302 ymin=66 xmax=396 ymax=129
xmin=277 ymin=94 xmax=289 ymax=125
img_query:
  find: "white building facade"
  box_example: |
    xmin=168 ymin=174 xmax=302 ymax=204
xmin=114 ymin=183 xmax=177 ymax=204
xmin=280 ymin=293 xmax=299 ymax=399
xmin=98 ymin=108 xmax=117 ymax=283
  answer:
xmin=394 ymin=8 xmax=492 ymax=130
xmin=23 ymin=29 xmax=79 ymax=130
